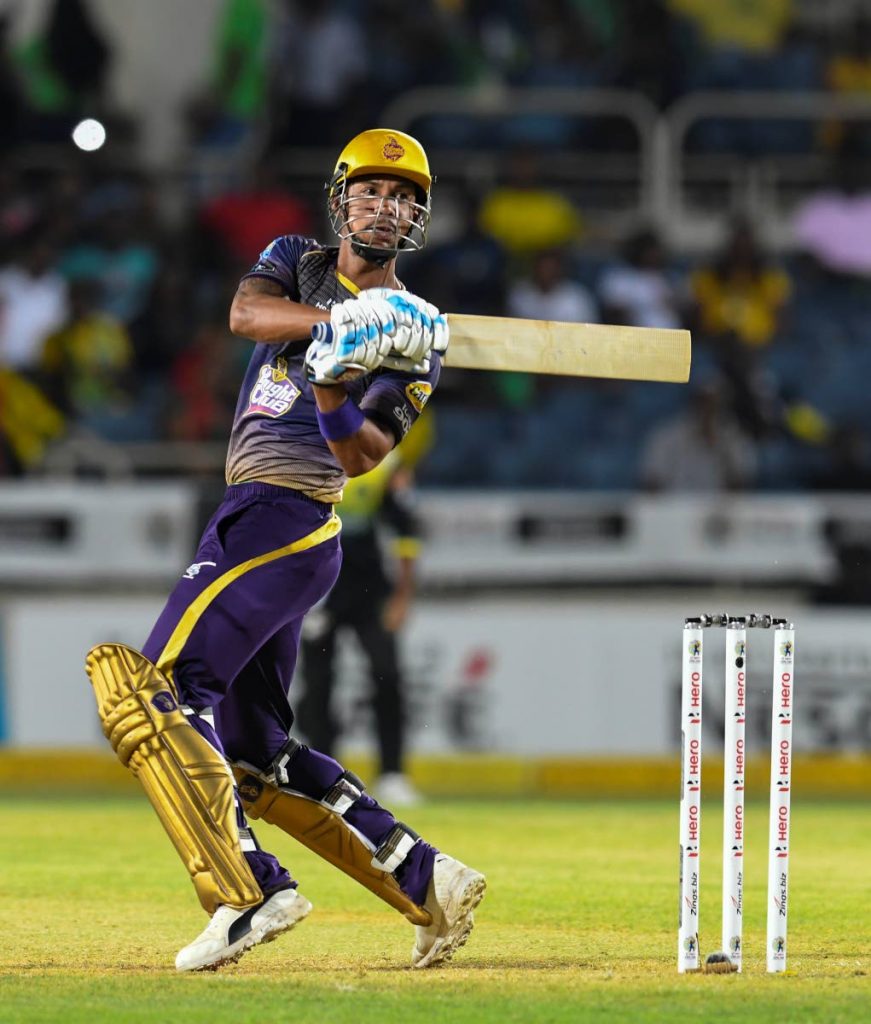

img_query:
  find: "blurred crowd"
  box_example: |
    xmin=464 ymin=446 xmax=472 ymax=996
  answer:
xmin=6 ymin=1 xmax=871 ymax=153
xmin=4 ymin=0 xmax=871 ymax=492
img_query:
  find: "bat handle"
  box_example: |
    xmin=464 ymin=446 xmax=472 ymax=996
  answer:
xmin=311 ymin=321 xmax=333 ymax=343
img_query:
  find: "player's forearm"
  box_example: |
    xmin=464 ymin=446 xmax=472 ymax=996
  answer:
xmin=326 ymin=422 xmax=394 ymax=477
xmin=313 ymin=387 xmax=394 ymax=476
xmin=229 ymin=293 xmax=329 ymax=344
xmin=393 ymin=558 xmax=416 ymax=600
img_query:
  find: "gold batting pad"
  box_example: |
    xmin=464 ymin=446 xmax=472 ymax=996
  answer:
xmin=232 ymin=765 xmax=432 ymax=926
xmin=85 ymin=643 xmax=262 ymax=914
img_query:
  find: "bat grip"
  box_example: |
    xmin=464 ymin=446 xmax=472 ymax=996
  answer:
xmin=312 ymin=321 xmax=333 ymax=343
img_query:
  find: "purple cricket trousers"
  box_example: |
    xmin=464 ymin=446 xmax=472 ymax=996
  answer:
xmin=142 ymin=482 xmax=435 ymax=905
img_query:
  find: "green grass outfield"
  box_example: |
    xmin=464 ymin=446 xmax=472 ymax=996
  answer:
xmin=0 ymin=796 xmax=868 ymax=1023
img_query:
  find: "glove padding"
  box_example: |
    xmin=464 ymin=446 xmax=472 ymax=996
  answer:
xmin=359 ymin=288 xmax=449 ymax=373
xmin=305 ymin=297 xmax=396 ymax=385
xmin=335 ymin=293 xmax=397 ymax=339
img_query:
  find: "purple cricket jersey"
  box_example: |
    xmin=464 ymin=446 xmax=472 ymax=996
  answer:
xmin=226 ymin=234 xmax=440 ymax=503
xmin=140 ymin=235 xmax=439 ymax=904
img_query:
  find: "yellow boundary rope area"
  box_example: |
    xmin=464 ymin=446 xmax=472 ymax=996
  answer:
xmin=1 ymin=750 xmax=869 ymax=797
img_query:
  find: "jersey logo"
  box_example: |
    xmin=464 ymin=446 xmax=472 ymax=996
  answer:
xmin=393 ymin=403 xmax=413 ymax=435
xmin=251 ymin=240 xmax=278 ymax=274
xmin=183 ymin=560 xmax=216 ymax=580
xmin=405 ymin=380 xmax=432 ymax=413
xmin=246 ymin=357 xmax=301 ymax=418
xmin=383 ymin=136 xmax=405 ymax=161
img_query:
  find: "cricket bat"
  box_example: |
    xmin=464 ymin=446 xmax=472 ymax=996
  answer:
xmin=311 ymin=315 xmax=691 ymax=383
xmin=442 ymin=314 xmax=691 ymax=383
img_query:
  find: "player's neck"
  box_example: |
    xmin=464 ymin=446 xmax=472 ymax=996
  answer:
xmin=337 ymin=244 xmax=400 ymax=292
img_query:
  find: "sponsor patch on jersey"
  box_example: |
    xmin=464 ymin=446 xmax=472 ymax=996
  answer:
xmin=405 ymin=380 xmax=432 ymax=413
xmin=252 ymin=258 xmax=277 ymax=274
xmin=246 ymin=357 xmax=301 ymax=418
xmin=251 ymin=240 xmax=278 ymax=274
xmin=393 ymin=403 xmax=413 ymax=435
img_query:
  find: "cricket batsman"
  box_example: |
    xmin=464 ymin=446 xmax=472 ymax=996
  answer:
xmin=85 ymin=128 xmax=486 ymax=971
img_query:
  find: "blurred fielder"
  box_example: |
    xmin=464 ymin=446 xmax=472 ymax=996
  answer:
xmin=85 ymin=129 xmax=485 ymax=971
xmin=299 ymin=445 xmax=425 ymax=807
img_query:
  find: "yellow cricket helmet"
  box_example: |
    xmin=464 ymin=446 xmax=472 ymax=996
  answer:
xmin=330 ymin=129 xmax=432 ymax=199
xmin=327 ymin=128 xmax=433 ymax=262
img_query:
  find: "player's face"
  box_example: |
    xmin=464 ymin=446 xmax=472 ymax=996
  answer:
xmin=343 ymin=176 xmax=418 ymax=249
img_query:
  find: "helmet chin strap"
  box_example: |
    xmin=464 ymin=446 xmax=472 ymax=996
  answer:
xmin=350 ymin=238 xmax=396 ymax=267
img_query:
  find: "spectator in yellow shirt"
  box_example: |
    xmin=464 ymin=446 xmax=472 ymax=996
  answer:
xmin=822 ymin=15 xmax=871 ymax=154
xmin=668 ymin=0 xmax=792 ymax=53
xmin=39 ymin=278 xmax=135 ymax=421
xmin=691 ymin=218 xmax=790 ymax=349
xmin=690 ymin=218 xmax=791 ymax=438
xmin=477 ymin=147 xmax=582 ymax=255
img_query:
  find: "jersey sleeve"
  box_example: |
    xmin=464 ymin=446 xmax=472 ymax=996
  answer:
xmin=240 ymin=235 xmax=319 ymax=300
xmin=354 ymin=355 xmax=441 ymax=446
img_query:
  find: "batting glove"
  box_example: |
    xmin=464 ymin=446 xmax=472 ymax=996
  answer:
xmin=360 ymin=288 xmax=449 ymax=370
xmin=305 ymin=308 xmax=393 ymax=385
xmin=334 ymin=293 xmax=397 ymax=338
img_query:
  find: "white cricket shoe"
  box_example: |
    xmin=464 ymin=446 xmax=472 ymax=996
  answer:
xmin=175 ymin=888 xmax=312 ymax=972
xmin=412 ymin=854 xmax=486 ymax=969
xmin=375 ymin=772 xmax=424 ymax=807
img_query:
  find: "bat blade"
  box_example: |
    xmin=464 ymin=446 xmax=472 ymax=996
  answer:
xmin=442 ymin=314 xmax=691 ymax=383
